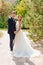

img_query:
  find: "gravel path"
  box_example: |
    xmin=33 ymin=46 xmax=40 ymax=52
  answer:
xmin=0 ymin=30 xmax=43 ymax=65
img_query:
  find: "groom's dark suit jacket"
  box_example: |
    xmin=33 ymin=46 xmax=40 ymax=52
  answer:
xmin=8 ymin=17 xmax=16 ymax=39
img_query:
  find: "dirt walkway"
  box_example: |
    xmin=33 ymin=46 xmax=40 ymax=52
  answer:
xmin=0 ymin=30 xmax=43 ymax=65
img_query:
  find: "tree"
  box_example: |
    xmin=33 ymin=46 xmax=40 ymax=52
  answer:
xmin=14 ymin=0 xmax=43 ymax=41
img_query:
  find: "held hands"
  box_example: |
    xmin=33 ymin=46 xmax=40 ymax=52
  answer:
xmin=14 ymin=31 xmax=17 ymax=35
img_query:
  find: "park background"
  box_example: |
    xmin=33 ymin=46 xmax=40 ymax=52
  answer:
xmin=0 ymin=0 xmax=43 ymax=42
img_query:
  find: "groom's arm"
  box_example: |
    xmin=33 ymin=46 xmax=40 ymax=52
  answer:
xmin=13 ymin=20 xmax=16 ymax=31
xmin=8 ymin=18 xmax=12 ymax=34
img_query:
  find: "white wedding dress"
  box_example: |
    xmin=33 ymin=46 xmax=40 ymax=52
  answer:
xmin=13 ymin=21 xmax=41 ymax=58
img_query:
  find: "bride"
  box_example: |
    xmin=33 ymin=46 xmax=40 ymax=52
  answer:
xmin=13 ymin=15 xmax=41 ymax=58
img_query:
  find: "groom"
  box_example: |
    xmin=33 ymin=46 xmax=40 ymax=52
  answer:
xmin=8 ymin=11 xmax=16 ymax=52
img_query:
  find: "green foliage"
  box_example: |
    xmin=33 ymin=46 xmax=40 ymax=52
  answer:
xmin=0 ymin=0 xmax=43 ymax=41
xmin=0 ymin=15 xmax=8 ymax=28
xmin=15 ymin=0 xmax=43 ymax=41
xmin=26 ymin=0 xmax=43 ymax=41
xmin=15 ymin=0 xmax=27 ymax=17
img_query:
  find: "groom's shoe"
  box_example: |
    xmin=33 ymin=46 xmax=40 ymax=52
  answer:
xmin=10 ymin=48 xmax=13 ymax=55
xmin=10 ymin=51 xmax=14 ymax=56
xmin=10 ymin=48 xmax=13 ymax=51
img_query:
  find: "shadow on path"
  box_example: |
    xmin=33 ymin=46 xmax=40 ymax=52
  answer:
xmin=12 ymin=57 xmax=35 ymax=65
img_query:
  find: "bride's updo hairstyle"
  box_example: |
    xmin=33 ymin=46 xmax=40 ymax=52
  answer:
xmin=18 ymin=14 xmax=22 ymax=21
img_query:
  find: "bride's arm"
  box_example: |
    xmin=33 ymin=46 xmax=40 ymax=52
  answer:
xmin=14 ymin=21 xmax=22 ymax=34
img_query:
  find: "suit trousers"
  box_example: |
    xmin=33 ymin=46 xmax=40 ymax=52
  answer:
xmin=9 ymin=34 xmax=15 ymax=51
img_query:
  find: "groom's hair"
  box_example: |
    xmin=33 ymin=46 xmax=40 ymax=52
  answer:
xmin=12 ymin=11 xmax=16 ymax=14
